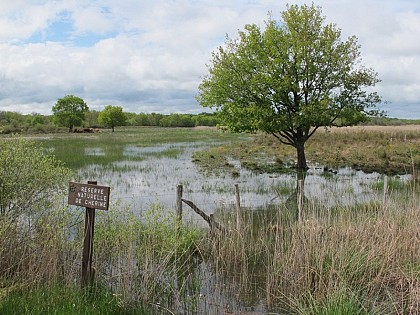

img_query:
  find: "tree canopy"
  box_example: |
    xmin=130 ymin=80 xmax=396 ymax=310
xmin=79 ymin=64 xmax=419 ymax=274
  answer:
xmin=52 ymin=95 xmax=89 ymax=132
xmin=98 ymin=105 xmax=126 ymax=132
xmin=197 ymin=4 xmax=382 ymax=169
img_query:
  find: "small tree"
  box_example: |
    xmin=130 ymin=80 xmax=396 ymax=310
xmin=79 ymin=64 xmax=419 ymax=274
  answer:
xmin=0 ymin=137 xmax=71 ymax=282
xmin=98 ymin=105 xmax=126 ymax=132
xmin=0 ymin=137 xmax=70 ymax=219
xmin=197 ymin=4 xmax=382 ymax=169
xmin=52 ymin=95 xmax=89 ymax=132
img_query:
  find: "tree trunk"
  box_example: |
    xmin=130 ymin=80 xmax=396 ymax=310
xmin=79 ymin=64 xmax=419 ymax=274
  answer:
xmin=295 ymin=141 xmax=307 ymax=169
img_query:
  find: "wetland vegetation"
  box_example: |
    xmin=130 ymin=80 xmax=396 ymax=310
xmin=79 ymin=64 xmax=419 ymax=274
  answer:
xmin=1 ymin=125 xmax=419 ymax=314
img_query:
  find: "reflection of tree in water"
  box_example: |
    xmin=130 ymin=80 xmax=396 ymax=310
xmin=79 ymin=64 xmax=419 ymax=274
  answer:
xmin=284 ymin=169 xmax=307 ymax=223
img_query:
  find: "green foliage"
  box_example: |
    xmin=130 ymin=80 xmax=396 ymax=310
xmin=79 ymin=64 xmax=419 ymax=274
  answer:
xmin=140 ymin=205 xmax=203 ymax=258
xmin=160 ymin=113 xmax=195 ymax=127
xmin=95 ymin=204 xmax=203 ymax=261
xmin=0 ymin=110 xmax=223 ymax=132
xmin=0 ymin=285 xmax=147 ymax=315
xmin=93 ymin=204 xmax=204 ymax=308
xmin=371 ymin=176 xmax=409 ymax=191
xmin=197 ymin=4 xmax=381 ymax=168
xmin=0 ymin=111 xmax=59 ymax=134
xmin=52 ymin=95 xmax=89 ymax=132
xmin=296 ymin=290 xmax=369 ymax=315
xmin=0 ymin=137 xmax=71 ymax=219
xmin=125 ymin=112 xmax=219 ymax=127
xmin=0 ymin=111 xmax=25 ymax=132
xmin=98 ymin=105 xmax=127 ymax=132
xmin=0 ymin=137 xmax=71 ymax=284
xmin=85 ymin=110 xmax=101 ymax=127
xmin=193 ymin=112 xmax=220 ymax=126
xmin=29 ymin=113 xmax=48 ymax=126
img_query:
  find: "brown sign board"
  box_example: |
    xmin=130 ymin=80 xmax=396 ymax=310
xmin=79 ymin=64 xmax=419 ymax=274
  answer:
xmin=68 ymin=182 xmax=110 ymax=210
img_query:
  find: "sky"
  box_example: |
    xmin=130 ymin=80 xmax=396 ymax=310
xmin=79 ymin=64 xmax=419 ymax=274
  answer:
xmin=0 ymin=0 xmax=419 ymax=119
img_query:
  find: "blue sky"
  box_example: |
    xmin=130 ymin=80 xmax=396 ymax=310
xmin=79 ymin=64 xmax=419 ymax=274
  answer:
xmin=0 ymin=0 xmax=419 ymax=118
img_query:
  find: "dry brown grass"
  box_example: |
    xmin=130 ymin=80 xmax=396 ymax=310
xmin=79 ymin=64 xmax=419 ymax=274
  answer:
xmin=194 ymin=124 xmax=420 ymax=175
xmin=307 ymin=125 xmax=420 ymax=174
xmin=323 ymin=125 xmax=420 ymax=133
xmin=209 ymin=183 xmax=420 ymax=313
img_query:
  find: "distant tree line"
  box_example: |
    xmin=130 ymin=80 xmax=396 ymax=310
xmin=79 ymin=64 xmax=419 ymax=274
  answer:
xmin=0 ymin=95 xmax=222 ymax=134
xmin=360 ymin=116 xmax=420 ymax=126
xmin=2 ymin=109 xmax=418 ymax=135
xmin=124 ymin=112 xmax=219 ymax=127
xmin=0 ymin=109 xmax=220 ymax=135
xmin=0 ymin=93 xmax=417 ymax=134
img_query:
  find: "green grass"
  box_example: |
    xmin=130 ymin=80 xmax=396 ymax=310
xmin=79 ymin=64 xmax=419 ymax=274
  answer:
xmin=34 ymin=126 xmax=245 ymax=169
xmin=295 ymin=290 xmax=370 ymax=315
xmin=0 ymin=285 xmax=148 ymax=315
xmin=370 ymin=176 xmax=410 ymax=191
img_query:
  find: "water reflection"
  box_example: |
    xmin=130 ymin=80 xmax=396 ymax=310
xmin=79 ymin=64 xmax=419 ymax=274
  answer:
xmin=76 ymin=142 xmax=411 ymax=225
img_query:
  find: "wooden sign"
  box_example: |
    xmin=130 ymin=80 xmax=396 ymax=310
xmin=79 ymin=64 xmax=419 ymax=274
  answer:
xmin=68 ymin=181 xmax=110 ymax=210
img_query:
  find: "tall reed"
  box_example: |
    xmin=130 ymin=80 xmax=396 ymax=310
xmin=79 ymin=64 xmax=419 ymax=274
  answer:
xmin=205 ymin=176 xmax=420 ymax=313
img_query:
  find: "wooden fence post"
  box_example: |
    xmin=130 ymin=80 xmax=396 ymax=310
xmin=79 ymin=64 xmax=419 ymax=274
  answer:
xmin=81 ymin=180 xmax=97 ymax=288
xmin=234 ymin=184 xmax=241 ymax=231
xmin=176 ymin=184 xmax=183 ymax=222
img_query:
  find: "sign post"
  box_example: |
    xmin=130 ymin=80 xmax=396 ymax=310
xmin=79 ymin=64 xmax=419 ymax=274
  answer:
xmin=68 ymin=181 xmax=110 ymax=288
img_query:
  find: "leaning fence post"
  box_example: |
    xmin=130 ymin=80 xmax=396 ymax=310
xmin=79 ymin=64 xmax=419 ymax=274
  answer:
xmin=209 ymin=214 xmax=215 ymax=234
xmin=176 ymin=184 xmax=183 ymax=222
xmin=234 ymin=183 xmax=241 ymax=231
xmin=297 ymin=179 xmax=304 ymax=221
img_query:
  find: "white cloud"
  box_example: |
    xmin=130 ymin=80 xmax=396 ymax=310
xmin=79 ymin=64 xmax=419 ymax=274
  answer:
xmin=0 ymin=2 xmax=58 ymax=43
xmin=70 ymin=4 xmax=116 ymax=36
xmin=0 ymin=0 xmax=419 ymax=118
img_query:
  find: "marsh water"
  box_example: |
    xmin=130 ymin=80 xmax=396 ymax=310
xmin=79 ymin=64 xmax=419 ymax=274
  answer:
xmin=75 ymin=140 xmax=410 ymax=223
xmin=66 ymin=136 xmax=411 ymax=314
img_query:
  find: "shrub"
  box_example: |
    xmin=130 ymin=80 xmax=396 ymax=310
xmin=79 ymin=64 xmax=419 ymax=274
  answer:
xmin=0 ymin=137 xmax=71 ymax=219
xmin=0 ymin=136 xmax=71 ymax=282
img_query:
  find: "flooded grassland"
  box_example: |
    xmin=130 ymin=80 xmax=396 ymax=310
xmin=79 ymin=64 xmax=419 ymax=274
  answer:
xmin=22 ymin=125 xmax=420 ymax=314
xmin=37 ymin=125 xmax=419 ymax=215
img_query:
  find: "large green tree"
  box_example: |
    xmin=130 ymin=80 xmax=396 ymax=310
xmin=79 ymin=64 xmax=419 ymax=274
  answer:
xmin=197 ymin=4 xmax=382 ymax=169
xmin=52 ymin=95 xmax=89 ymax=132
xmin=98 ymin=105 xmax=126 ymax=132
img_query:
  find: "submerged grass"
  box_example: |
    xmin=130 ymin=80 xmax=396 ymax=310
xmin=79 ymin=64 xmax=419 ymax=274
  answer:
xmin=34 ymin=126 xmax=245 ymax=170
